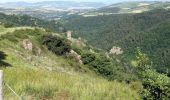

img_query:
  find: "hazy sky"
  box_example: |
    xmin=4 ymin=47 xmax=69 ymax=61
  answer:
xmin=0 ymin=0 xmax=170 ymax=4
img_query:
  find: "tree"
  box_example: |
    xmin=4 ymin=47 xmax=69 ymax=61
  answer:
xmin=133 ymin=48 xmax=170 ymax=99
xmin=42 ymin=35 xmax=71 ymax=56
xmin=81 ymin=53 xmax=96 ymax=64
xmin=0 ymin=51 xmax=11 ymax=66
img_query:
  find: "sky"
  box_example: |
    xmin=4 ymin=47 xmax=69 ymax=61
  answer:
xmin=0 ymin=0 xmax=170 ymax=4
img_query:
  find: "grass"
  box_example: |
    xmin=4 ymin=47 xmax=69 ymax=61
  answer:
xmin=0 ymin=25 xmax=7 ymax=34
xmin=0 ymin=27 xmax=141 ymax=100
xmin=3 ymin=67 xmax=141 ymax=100
xmin=0 ymin=25 xmax=34 ymax=36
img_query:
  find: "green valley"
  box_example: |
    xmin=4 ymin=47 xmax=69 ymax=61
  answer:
xmin=65 ymin=9 xmax=170 ymax=76
xmin=0 ymin=1 xmax=170 ymax=100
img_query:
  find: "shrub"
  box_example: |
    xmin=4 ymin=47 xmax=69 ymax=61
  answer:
xmin=81 ymin=53 xmax=96 ymax=64
xmin=89 ymin=56 xmax=113 ymax=78
xmin=0 ymin=51 xmax=11 ymax=66
xmin=0 ymin=29 xmax=44 ymax=43
xmin=134 ymin=48 xmax=170 ymax=99
xmin=0 ymin=33 xmax=18 ymax=43
xmin=3 ymin=22 xmax=14 ymax=28
xmin=42 ymin=35 xmax=71 ymax=56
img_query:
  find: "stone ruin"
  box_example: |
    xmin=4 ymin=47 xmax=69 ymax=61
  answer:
xmin=109 ymin=46 xmax=123 ymax=55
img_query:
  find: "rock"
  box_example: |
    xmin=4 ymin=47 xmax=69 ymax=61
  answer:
xmin=70 ymin=50 xmax=83 ymax=64
xmin=110 ymin=46 xmax=123 ymax=55
xmin=66 ymin=30 xmax=72 ymax=39
xmin=23 ymin=39 xmax=33 ymax=51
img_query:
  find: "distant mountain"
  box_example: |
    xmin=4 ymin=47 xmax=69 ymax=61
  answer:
xmin=81 ymin=1 xmax=170 ymax=16
xmin=0 ymin=1 xmax=106 ymax=10
xmin=0 ymin=1 xmax=106 ymax=20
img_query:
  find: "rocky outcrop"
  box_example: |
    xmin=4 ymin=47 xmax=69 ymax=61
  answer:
xmin=69 ymin=50 xmax=83 ymax=64
xmin=110 ymin=46 xmax=123 ymax=55
xmin=23 ymin=39 xmax=33 ymax=51
xmin=66 ymin=31 xmax=72 ymax=39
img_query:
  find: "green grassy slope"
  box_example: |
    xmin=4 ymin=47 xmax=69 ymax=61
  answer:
xmin=0 ymin=26 xmax=141 ymax=99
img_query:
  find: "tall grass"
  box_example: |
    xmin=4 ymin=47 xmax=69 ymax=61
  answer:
xmin=3 ymin=67 xmax=140 ymax=100
xmin=0 ymin=28 xmax=141 ymax=100
xmin=0 ymin=25 xmax=6 ymax=34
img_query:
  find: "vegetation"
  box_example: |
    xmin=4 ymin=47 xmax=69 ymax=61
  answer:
xmin=71 ymin=43 xmax=138 ymax=82
xmin=42 ymin=35 xmax=71 ymax=56
xmin=82 ymin=52 xmax=114 ymax=79
xmin=0 ymin=13 xmax=66 ymax=32
xmin=3 ymin=22 xmax=14 ymax=28
xmin=65 ymin=9 xmax=170 ymax=75
xmin=0 ymin=25 xmax=6 ymax=33
xmin=0 ymin=2 xmax=170 ymax=99
xmin=0 ymin=27 xmax=141 ymax=99
xmin=0 ymin=51 xmax=10 ymax=66
xmin=84 ymin=1 xmax=170 ymax=15
xmin=3 ymin=67 xmax=141 ymax=100
xmin=133 ymin=48 xmax=170 ymax=99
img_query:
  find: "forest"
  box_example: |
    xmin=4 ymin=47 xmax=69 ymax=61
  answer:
xmin=0 ymin=13 xmax=66 ymax=32
xmin=65 ymin=9 xmax=170 ymax=76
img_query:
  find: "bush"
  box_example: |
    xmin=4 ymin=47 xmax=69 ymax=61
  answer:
xmin=81 ymin=53 xmax=114 ymax=79
xmin=134 ymin=48 xmax=170 ymax=99
xmin=42 ymin=35 xmax=71 ymax=56
xmin=89 ymin=56 xmax=114 ymax=78
xmin=3 ymin=22 xmax=14 ymax=28
xmin=0 ymin=51 xmax=11 ymax=66
xmin=81 ymin=53 xmax=96 ymax=64
xmin=141 ymin=69 xmax=170 ymax=99
xmin=0 ymin=33 xmax=18 ymax=43
xmin=0 ymin=29 xmax=44 ymax=43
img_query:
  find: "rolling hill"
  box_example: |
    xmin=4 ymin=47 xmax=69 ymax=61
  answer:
xmin=81 ymin=1 xmax=170 ymax=16
xmin=0 ymin=1 xmax=105 ymax=9
xmin=0 ymin=1 xmax=106 ymax=20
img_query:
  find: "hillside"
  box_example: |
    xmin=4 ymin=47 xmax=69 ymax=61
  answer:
xmin=0 ymin=2 xmax=170 ymax=99
xmin=0 ymin=13 xmax=66 ymax=32
xmin=0 ymin=1 xmax=105 ymax=20
xmin=0 ymin=13 xmax=139 ymax=81
xmin=0 ymin=1 xmax=105 ymax=9
xmin=65 ymin=9 xmax=170 ymax=75
xmin=0 ymin=25 xmax=141 ymax=99
xmin=81 ymin=1 xmax=170 ymax=16
xmin=103 ymin=1 xmax=170 ymax=13
xmin=1 ymin=2 xmax=170 ymax=99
